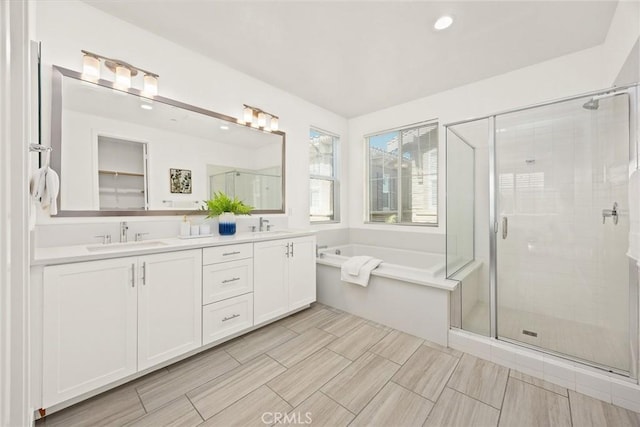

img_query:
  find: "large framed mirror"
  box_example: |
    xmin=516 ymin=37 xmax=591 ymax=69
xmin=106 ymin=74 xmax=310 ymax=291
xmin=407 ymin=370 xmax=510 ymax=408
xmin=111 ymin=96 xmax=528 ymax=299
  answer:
xmin=50 ymin=66 xmax=285 ymax=216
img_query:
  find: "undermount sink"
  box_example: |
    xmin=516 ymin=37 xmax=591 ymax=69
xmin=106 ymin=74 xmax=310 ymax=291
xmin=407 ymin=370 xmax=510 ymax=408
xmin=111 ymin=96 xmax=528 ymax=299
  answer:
xmin=86 ymin=240 xmax=168 ymax=252
xmin=252 ymin=230 xmax=293 ymax=237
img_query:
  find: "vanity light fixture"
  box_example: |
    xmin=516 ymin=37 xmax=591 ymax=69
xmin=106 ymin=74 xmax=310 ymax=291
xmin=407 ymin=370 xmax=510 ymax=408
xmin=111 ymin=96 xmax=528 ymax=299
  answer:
xmin=143 ymin=74 xmax=159 ymax=96
xmin=140 ymin=104 xmax=153 ymax=110
xmin=114 ymin=65 xmax=132 ymax=89
xmin=434 ymin=15 xmax=453 ymax=31
xmin=80 ymin=50 xmax=159 ymax=95
xmin=82 ymin=52 xmax=100 ymax=79
xmin=220 ymin=125 xmax=229 ymax=130
xmin=241 ymin=104 xmax=280 ymax=131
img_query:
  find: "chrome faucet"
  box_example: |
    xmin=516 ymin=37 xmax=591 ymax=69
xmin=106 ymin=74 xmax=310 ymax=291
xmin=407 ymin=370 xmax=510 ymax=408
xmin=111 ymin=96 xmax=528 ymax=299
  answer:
xmin=120 ymin=221 xmax=129 ymax=243
xmin=259 ymin=217 xmax=270 ymax=232
xmin=316 ymin=245 xmax=328 ymax=257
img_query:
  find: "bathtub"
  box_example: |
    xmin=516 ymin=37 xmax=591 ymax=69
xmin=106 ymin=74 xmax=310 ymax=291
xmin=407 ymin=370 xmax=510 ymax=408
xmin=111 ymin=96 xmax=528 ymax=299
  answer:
xmin=316 ymin=244 xmax=458 ymax=345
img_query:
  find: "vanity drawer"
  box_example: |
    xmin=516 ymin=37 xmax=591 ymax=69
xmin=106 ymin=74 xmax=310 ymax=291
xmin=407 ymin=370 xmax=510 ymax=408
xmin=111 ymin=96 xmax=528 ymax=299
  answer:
xmin=203 ymin=259 xmax=253 ymax=304
xmin=202 ymin=293 xmax=254 ymax=345
xmin=203 ymin=243 xmax=253 ymax=265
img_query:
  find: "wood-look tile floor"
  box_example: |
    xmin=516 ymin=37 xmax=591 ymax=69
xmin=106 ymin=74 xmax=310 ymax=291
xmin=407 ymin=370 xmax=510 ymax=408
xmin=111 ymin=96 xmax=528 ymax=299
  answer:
xmin=37 ymin=303 xmax=640 ymax=427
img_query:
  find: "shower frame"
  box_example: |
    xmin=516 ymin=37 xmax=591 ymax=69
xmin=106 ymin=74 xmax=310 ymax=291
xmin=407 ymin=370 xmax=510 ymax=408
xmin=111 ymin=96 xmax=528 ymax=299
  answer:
xmin=445 ymin=83 xmax=640 ymax=379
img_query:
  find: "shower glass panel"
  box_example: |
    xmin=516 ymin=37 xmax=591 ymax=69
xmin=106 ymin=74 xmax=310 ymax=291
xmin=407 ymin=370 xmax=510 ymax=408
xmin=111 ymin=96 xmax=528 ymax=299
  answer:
xmin=446 ymin=131 xmax=474 ymax=276
xmin=446 ymin=118 xmax=491 ymax=336
xmin=495 ymin=93 xmax=631 ymax=373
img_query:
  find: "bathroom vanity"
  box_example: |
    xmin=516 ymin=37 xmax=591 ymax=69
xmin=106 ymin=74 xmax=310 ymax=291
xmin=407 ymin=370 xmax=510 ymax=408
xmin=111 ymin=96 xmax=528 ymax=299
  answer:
xmin=30 ymin=230 xmax=316 ymax=415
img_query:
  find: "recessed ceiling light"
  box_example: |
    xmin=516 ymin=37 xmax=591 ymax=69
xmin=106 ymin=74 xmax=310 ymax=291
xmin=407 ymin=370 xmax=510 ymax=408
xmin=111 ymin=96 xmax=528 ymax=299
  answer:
xmin=434 ymin=15 xmax=453 ymax=31
xmin=140 ymin=104 xmax=153 ymax=110
xmin=220 ymin=125 xmax=229 ymax=130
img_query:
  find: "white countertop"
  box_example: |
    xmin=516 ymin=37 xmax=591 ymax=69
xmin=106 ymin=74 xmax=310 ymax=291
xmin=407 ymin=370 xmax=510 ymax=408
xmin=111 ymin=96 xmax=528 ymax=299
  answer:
xmin=32 ymin=229 xmax=316 ymax=266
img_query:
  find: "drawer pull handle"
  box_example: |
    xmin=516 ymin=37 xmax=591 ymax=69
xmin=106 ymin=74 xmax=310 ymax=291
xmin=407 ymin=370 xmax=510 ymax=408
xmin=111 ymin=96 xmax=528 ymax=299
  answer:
xmin=223 ymin=251 xmax=241 ymax=256
xmin=222 ymin=313 xmax=240 ymax=322
xmin=222 ymin=277 xmax=240 ymax=284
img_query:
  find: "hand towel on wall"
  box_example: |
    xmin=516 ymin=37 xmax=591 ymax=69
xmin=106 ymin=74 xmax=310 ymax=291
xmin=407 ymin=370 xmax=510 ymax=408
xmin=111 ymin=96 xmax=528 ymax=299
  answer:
xmin=29 ymin=166 xmax=59 ymax=215
xmin=341 ymin=255 xmax=382 ymax=287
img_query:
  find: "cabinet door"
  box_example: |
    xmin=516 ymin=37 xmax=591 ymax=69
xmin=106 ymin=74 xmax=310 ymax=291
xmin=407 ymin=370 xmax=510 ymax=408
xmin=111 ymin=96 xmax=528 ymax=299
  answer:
xmin=253 ymin=240 xmax=288 ymax=324
xmin=43 ymin=258 xmax=137 ymax=407
xmin=288 ymin=236 xmax=317 ymax=310
xmin=138 ymin=249 xmax=202 ymax=370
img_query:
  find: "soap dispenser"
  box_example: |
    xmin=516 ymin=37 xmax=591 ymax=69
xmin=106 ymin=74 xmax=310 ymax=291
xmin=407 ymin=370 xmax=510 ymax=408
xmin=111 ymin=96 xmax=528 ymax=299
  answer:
xmin=180 ymin=215 xmax=190 ymax=237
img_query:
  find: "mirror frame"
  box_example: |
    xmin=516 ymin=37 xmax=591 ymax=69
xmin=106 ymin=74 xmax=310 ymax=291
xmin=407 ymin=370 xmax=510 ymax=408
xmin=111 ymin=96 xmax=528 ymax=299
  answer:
xmin=50 ymin=65 xmax=286 ymax=217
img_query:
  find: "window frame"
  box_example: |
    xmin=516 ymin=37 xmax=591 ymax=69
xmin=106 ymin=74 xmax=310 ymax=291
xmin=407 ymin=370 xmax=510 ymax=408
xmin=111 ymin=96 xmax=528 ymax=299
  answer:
xmin=309 ymin=127 xmax=340 ymax=224
xmin=364 ymin=119 xmax=439 ymax=227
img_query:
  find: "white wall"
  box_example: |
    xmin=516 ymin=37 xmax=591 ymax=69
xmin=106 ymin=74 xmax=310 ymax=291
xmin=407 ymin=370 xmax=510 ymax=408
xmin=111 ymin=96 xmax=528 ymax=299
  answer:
xmin=34 ymin=0 xmax=348 ymax=229
xmin=1 ymin=1 xmax=32 ymax=425
xmin=347 ymin=44 xmax=606 ymax=239
xmin=601 ymin=0 xmax=640 ymax=85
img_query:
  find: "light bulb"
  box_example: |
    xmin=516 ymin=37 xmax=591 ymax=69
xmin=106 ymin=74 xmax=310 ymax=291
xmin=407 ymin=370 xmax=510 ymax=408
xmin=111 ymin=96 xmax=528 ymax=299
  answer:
xmin=257 ymin=112 xmax=266 ymax=128
xmin=270 ymin=116 xmax=279 ymax=131
xmin=82 ymin=54 xmax=100 ymax=79
xmin=243 ymin=106 xmax=253 ymax=124
xmin=143 ymin=74 xmax=158 ymax=96
xmin=434 ymin=15 xmax=453 ymax=31
xmin=115 ymin=65 xmax=131 ymax=88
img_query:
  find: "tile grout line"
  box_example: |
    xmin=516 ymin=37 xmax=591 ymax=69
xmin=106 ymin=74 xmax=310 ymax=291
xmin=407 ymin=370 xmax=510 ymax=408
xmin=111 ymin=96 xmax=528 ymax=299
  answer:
xmin=318 ymin=390 xmax=357 ymax=416
xmin=343 ymin=354 xmax=402 ymax=422
xmin=495 ymin=370 xmax=512 ymax=426
xmin=134 ymin=389 xmax=148 ymax=414
xmin=264 ymin=384 xmax=294 ymax=411
xmin=270 ymin=349 xmax=354 ymax=408
xmin=388 ymin=378 xmax=439 ymax=415
xmin=509 ymin=371 xmax=569 ymax=398
xmin=567 ymin=388 xmax=574 ymax=427
xmin=184 ymin=393 xmax=205 ymax=422
xmin=266 ymin=328 xmax=338 ymax=369
xmin=222 ymin=348 xmax=243 ymax=365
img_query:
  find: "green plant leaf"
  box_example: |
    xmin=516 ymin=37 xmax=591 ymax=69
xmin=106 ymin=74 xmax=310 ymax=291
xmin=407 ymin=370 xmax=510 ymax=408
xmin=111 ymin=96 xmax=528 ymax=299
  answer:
xmin=203 ymin=191 xmax=254 ymax=218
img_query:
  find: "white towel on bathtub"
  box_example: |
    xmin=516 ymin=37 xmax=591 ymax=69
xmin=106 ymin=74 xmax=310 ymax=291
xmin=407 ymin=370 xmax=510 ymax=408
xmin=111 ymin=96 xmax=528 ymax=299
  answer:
xmin=341 ymin=256 xmax=382 ymax=287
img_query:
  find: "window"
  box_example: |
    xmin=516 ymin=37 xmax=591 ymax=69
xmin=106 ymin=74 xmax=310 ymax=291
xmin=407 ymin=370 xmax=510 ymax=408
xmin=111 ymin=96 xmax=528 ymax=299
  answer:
xmin=367 ymin=121 xmax=438 ymax=225
xmin=309 ymin=128 xmax=339 ymax=222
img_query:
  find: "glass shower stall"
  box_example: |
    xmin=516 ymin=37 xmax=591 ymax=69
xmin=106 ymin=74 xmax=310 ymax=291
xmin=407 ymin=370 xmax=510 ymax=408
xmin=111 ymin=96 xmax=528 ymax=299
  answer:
xmin=446 ymin=85 xmax=639 ymax=377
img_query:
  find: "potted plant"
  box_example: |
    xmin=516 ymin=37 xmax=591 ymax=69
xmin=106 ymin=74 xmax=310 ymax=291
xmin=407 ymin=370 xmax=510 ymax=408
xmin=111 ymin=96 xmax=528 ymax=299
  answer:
xmin=204 ymin=191 xmax=253 ymax=236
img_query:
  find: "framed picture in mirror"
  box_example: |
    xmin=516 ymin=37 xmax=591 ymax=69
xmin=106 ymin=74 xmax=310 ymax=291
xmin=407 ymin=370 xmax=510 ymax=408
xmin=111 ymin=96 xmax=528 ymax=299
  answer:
xmin=170 ymin=168 xmax=192 ymax=194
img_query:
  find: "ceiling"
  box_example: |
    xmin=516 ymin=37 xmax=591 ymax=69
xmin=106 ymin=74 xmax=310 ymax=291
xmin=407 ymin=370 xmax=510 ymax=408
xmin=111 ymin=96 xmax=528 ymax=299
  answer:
xmin=82 ymin=1 xmax=617 ymax=118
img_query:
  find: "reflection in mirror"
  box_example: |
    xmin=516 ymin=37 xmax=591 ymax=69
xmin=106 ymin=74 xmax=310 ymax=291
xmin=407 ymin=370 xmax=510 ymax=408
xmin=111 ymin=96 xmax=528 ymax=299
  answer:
xmin=208 ymin=166 xmax=282 ymax=210
xmin=51 ymin=66 xmax=285 ymax=216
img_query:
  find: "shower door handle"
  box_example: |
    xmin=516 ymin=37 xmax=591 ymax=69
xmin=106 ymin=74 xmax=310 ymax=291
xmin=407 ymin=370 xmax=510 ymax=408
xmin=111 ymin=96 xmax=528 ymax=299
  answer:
xmin=502 ymin=217 xmax=508 ymax=239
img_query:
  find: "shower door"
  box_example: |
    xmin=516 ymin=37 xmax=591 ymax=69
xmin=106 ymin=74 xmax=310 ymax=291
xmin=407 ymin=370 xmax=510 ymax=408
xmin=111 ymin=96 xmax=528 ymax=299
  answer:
xmin=495 ymin=90 xmax=633 ymax=373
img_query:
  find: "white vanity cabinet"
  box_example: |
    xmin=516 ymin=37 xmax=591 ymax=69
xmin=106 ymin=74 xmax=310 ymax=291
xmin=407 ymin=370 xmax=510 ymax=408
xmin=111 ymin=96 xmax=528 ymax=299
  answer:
xmin=254 ymin=236 xmax=316 ymax=324
xmin=137 ymin=250 xmax=202 ymax=370
xmin=202 ymin=244 xmax=254 ymax=345
xmin=42 ymin=249 xmax=202 ymax=407
xmin=36 ymin=232 xmax=317 ymax=413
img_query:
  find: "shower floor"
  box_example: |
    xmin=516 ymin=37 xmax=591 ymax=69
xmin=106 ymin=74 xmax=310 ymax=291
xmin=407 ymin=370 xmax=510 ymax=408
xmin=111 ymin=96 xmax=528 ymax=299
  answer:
xmin=464 ymin=301 xmax=629 ymax=373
